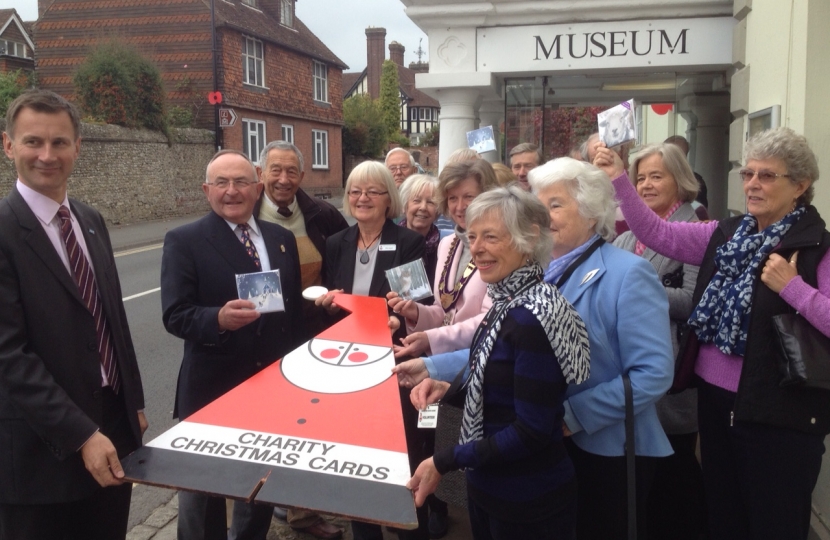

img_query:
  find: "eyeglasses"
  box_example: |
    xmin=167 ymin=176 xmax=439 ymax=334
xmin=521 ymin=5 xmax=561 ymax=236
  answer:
xmin=206 ymin=179 xmax=258 ymax=189
xmin=739 ymin=169 xmax=791 ymax=183
xmin=348 ymin=189 xmax=389 ymax=199
xmin=388 ymin=165 xmax=412 ymax=173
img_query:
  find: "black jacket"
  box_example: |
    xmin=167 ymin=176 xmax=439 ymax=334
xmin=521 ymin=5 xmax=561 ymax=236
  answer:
xmin=692 ymin=206 xmax=830 ymax=434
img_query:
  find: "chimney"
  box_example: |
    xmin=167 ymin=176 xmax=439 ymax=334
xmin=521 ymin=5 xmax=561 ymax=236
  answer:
xmin=366 ymin=27 xmax=386 ymax=99
xmin=408 ymin=61 xmax=429 ymax=74
xmin=389 ymin=41 xmax=405 ymax=67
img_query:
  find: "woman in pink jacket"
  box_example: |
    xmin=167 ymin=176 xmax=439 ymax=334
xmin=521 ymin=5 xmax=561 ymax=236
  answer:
xmin=389 ymin=158 xmax=498 ymax=360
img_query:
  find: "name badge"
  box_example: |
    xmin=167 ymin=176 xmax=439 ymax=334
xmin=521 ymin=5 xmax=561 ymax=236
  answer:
xmin=378 ymin=244 xmax=397 ymax=252
xmin=417 ymin=404 xmax=439 ymax=429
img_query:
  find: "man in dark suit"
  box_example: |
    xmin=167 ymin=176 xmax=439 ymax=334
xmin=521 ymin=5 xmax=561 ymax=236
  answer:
xmin=0 ymin=90 xmax=147 ymax=539
xmin=161 ymin=149 xmax=304 ymax=540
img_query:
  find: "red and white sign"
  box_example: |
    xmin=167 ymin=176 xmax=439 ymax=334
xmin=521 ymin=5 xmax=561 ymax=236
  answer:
xmin=123 ymin=295 xmax=417 ymax=528
xmin=219 ymin=108 xmax=237 ymax=128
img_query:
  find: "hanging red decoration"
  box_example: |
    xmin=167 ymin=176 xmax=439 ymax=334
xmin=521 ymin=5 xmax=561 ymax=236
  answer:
xmin=651 ymin=103 xmax=673 ymax=115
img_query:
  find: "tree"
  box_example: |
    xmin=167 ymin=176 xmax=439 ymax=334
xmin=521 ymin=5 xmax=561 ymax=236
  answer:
xmin=0 ymin=70 xmax=35 ymax=117
xmin=379 ymin=60 xmax=401 ymax=141
xmin=73 ymin=40 xmax=169 ymax=139
xmin=342 ymin=94 xmax=386 ymax=157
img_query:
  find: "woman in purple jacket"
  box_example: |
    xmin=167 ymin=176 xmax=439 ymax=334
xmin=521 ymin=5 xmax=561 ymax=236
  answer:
xmin=596 ymin=127 xmax=830 ymax=540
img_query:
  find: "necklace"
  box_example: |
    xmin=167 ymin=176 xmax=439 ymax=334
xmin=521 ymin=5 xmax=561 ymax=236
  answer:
xmin=358 ymin=230 xmax=383 ymax=264
xmin=437 ymin=236 xmax=477 ymax=311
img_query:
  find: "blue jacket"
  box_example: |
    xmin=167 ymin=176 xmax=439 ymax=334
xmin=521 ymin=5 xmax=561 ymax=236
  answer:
xmin=429 ymin=243 xmax=673 ymax=457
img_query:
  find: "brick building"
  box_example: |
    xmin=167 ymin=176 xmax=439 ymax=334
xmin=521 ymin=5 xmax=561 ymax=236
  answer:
xmin=0 ymin=9 xmax=35 ymax=74
xmin=343 ymin=27 xmax=439 ymax=145
xmin=34 ymin=0 xmax=346 ymax=194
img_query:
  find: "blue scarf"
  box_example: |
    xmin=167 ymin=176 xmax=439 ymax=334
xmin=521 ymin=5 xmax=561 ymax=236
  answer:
xmin=545 ymin=234 xmax=600 ymax=284
xmin=688 ymin=206 xmax=805 ymax=356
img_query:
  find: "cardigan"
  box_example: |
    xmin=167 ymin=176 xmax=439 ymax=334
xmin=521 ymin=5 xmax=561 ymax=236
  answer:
xmin=433 ymin=307 xmax=576 ymax=523
xmin=614 ymin=202 xmax=700 ymax=434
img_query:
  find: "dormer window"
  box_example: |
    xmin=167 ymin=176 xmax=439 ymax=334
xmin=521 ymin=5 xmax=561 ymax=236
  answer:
xmin=280 ymin=0 xmax=293 ymax=28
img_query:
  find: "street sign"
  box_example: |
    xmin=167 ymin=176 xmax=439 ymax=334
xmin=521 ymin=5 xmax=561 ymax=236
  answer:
xmin=219 ymin=108 xmax=237 ymax=128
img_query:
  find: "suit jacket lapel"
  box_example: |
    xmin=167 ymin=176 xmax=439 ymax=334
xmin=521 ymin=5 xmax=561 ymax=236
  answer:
xmin=563 ymin=247 xmax=606 ymax=305
xmin=370 ymin=220 xmax=397 ymax=297
xmin=204 ymin=212 xmax=260 ymax=274
xmin=339 ymin=225 xmax=359 ymax=293
xmin=8 ymin=188 xmax=86 ymax=307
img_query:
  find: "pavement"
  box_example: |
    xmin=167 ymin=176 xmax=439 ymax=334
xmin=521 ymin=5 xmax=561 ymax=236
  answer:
xmin=110 ymin=215 xmax=473 ymax=540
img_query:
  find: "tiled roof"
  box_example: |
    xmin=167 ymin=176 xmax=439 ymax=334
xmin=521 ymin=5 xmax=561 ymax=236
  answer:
xmin=343 ymin=64 xmax=438 ymax=109
xmin=212 ymin=0 xmax=347 ymax=70
xmin=342 ymin=70 xmax=364 ymax=98
xmin=396 ymin=63 xmax=438 ymax=108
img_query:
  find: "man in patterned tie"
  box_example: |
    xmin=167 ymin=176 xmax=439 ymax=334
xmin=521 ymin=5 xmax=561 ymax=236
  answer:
xmin=0 ymin=89 xmax=147 ymax=539
xmin=160 ymin=149 xmax=305 ymax=540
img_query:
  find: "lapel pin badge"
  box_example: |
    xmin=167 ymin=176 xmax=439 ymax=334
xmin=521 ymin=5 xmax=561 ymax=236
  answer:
xmin=581 ymin=269 xmax=599 ymax=285
xmin=280 ymin=244 xmax=286 ymax=253
xmin=88 ymin=228 xmax=95 ymax=235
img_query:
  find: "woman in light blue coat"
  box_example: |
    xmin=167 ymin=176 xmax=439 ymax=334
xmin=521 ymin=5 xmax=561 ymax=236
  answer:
xmin=419 ymin=159 xmax=673 ymax=539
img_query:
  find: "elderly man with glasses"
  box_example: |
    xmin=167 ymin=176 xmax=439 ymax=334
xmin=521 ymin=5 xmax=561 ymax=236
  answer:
xmin=385 ymin=147 xmax=417 ymax=188
xmin=161 ymin=149 xmax=305 ymax=540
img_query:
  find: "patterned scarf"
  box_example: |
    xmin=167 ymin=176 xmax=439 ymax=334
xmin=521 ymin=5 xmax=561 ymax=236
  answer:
xmin=459 ymin=263 xmax=591 ymax=444
xmin=400 ymin=220 xmax=441 ymax=262
xmin=688 ymin=205 xmax=806 ymax=356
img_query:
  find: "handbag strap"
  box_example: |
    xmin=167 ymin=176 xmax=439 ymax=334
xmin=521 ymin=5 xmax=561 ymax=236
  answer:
xmin=624 ymin=374 xmax=637 ymax=540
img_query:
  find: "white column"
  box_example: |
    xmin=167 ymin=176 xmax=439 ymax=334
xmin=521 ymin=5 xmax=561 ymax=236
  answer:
xmin=478 ymin=99 xmax=504 ymax=164
xmin=433 ymin=88 xmax=482 ymax=171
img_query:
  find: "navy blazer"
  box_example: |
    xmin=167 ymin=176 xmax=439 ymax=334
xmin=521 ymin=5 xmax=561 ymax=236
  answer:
xmin=161 ymin=211 xmax=304 ymax=419
xmin=0 ymin=187 xmax=145 ymax=504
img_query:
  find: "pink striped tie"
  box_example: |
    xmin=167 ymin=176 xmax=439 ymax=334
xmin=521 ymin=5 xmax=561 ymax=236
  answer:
xmin=57 ymin=206 xmax=120 ymax=393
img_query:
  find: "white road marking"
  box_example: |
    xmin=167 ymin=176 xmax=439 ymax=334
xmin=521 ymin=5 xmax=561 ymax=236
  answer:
xmin=114 ymin=243 xmax=163 ymax=258
xmin=123 ymin=288 xmax=160 ymax=302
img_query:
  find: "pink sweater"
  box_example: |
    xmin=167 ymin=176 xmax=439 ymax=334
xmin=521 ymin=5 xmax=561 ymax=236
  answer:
xmin=613 ymin=172 xmax=830 ymax=392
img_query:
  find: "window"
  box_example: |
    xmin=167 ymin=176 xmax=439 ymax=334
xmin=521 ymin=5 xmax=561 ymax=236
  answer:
xmin=281 ymin=124 xmax=294 ymax=144
xmin=241 ymin=0 xmax=258 ymax=7
xmin=242 ymin=119 xmax=266 ymax=164
xmin=0 ymin=40 xmax=27 ymax=58
xmin=313 ymin=61 xmax=328 ymax=103
xmin=312 ymin=130 xmax=328 ymax=169
xmin=242 ymin=36 xmax=264 ymax=87
xmin=411 ymin=108 xmax=418 ymax=120
xmin=280 ymin=0 xmax=293 ymax=27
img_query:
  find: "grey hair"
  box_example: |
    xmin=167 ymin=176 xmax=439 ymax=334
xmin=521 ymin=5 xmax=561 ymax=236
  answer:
xmin=465 ymin=184 xmax=554 ymax=267
xmin=745 ymin=127 xmax=818 ymax=206
xmin=629 ymin=143 xmax=699 ymax=203
xmin=260 ymin=140 xmax=304 ymax=172
xmin=580 ymin=133 xmax=600 ymax=162
xmin=528 ymin=157 xmax=618 ymax=243
xmin=385 ymin=147 xmax=415 ymax=167
xmin=446 ymin=147 xmax=479 ymax=164
xmin=205 ymin=149 xmax=258 ymax=183
xmin=342 ymin=161 xmax=403 ymax=218
xmin=509 ymin=142 xmax=543 ymax=165
xmin=399 ymin=174 xmax=438 ymax=208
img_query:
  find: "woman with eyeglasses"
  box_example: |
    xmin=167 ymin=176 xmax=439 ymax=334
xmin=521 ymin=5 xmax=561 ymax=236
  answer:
xmin=315 ymin=160 xmax=426 ymax=540
xmin=596 ymin=127 xmax=830 ymax=540
xmin=316 ymin=161 xmax=424 ymax=327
